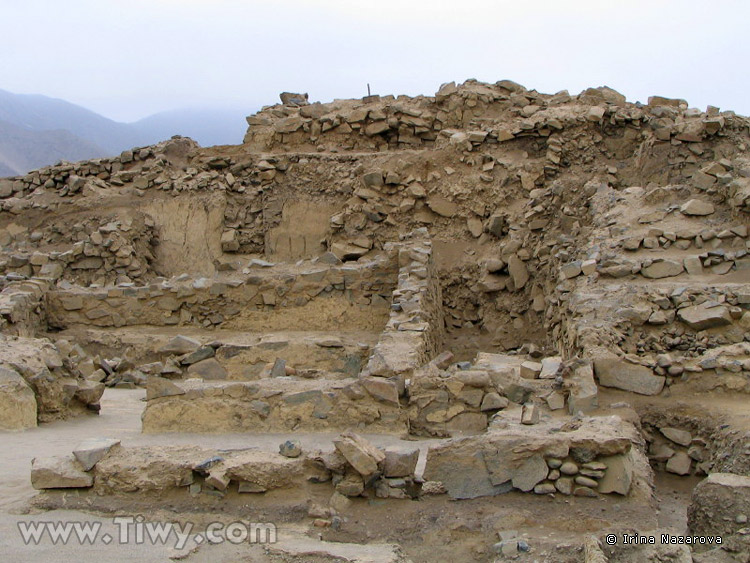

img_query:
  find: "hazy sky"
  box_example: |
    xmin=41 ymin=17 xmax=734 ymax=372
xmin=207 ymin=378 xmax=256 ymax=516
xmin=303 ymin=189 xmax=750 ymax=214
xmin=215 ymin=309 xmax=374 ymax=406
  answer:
xmin=1 ymin=0 xmax=748 ymax=123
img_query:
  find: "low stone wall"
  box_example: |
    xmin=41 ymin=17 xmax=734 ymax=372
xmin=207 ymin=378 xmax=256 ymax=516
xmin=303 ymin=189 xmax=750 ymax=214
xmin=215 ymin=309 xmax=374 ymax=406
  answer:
xmin=242 ymin=80 xmax=738 ymax=154
xmin=141 ymin=350 xmax=599 ymax=437
xmin=408 ymin=360 xmax=500 ymax=437
xmin=422 ymin=414 xmax=650 ymax=500
xmin=0 ymin=137 xmax=199 ymax=201
xmin=639 ymin=405 xmax=750 ymax=478
xmin=48 ymin=329 xmax=377 ymax=386
xmin=212 ymin=335 xmax=372 ymax=381
xmin=408 ymin=353 xmax=598 ymax=437
xmin=141 ymin=377 xmax=408 ymax=434
xmin=0 ymin=215 xmax=157 ymax=287
xmin=558 ymin=282 xmax=750 ymax=395
xmin=364 ymin=230 xmax=445 ymax=381
xmin=31 ymin=432 xmax=423 ymax=510
xmin=46 ymin=257 xmax=397 ymax=330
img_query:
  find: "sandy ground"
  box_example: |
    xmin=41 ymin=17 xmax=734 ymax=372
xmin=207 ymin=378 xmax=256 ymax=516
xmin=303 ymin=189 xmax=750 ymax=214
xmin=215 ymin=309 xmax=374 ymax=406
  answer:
xmin=0 ymin=389 xmax=435 ymax=562
xmin=0 ymin=388 xmax=714 ymax=562
xmin=0 ymin=389 xmax=178 ymax=561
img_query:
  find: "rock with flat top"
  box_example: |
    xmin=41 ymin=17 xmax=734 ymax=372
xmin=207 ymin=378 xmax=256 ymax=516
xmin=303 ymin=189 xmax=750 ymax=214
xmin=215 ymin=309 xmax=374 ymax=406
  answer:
xmin=279 ymin=92 xmax=308 ymax=106
xmin=73 ymin=438 xmax=121 ymax=470
xmin=74 ymin=380 xmax=105 ymax=405
xmin=521 ymin=402 xmax=540 ymax=425
xmin=360 ymin=376 xmax=400 ymax=405
xmin=186 ymin=358 xmax=227 ymax=380
xmin=31 ymin=455 xmax=94 ymax=489
xmin=546 ymin=391 xmax=565 ymax=410
xmin=677 ymin=304 xmax=733 ymax=330
xmin=594 ymin=355 xmax=665 ymax=396
xmin=333 ymin=431 xmax=385 ymax=477
xmin=660 ymin=427 xmax=692 ymax=447
xmin=427 ymin=196 xmax=458 ymax=218
xmin=680 ymin=199 xmax=715 ymax=216
xmin=520 ymin=361 xmax=542 ymax=380
xmin=383 ymin=448 xmax=419 ymax=478
xmin=160 ymin=335 xmax=201 ymax=355
xmin=666 ymin=452 xmax=692 ymax=475
xmin=481 ymin=392 xmax=508 ymax=411
xmin=539 ymin=356 xmax=562 ymax=379
xmin=331 ymin=242 xmax=369 ymax=261
xmin=146 ymin=376 xmax=185 ymax=400
xmin=641 ymin=260 xmax=683 ymax=279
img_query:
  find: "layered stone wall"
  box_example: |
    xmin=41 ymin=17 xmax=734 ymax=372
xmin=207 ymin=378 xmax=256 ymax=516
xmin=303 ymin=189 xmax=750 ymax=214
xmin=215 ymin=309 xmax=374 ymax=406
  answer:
xmin=46 ymin=257 xmax=396 ymax=330
xmin=422 ymin=414 xmax=650 ymax=500
xmin=364 ymin=230 xmax=445 ymax=381
xmin=243 ymin=80 xmax=741 ymax=156
xmin=142 ymin=378 xmax=408 ymax=434
xmin=0 ymin=279 xmax=48 ymax=336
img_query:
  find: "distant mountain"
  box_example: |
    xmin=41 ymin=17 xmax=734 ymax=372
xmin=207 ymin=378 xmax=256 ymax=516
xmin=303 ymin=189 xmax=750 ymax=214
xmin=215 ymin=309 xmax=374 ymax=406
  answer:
xmin=0 ymin=89 xmax=141 ymax=155
xmin=0 ymin=119 xmax=107 ymax=177
xmin=0 ymin=88 xmax=252 ymax=176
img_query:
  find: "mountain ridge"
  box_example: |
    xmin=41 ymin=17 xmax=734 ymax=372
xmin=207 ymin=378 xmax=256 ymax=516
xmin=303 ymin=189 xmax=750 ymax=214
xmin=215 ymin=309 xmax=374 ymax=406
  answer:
xmin=0 ymin=89 xmax=251 ymax=176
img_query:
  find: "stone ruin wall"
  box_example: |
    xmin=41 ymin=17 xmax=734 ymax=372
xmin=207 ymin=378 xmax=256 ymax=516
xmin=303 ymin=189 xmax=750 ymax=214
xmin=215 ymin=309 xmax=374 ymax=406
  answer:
xmin=2 ymin=80 xmax=748 ymax=368
xmin=3 ymin=80 xmax=750 ymax=545
xmin=0 ymin=78 xmax=749 ymax=427
xmin=45 ymin=255 xmax=397 ymax=330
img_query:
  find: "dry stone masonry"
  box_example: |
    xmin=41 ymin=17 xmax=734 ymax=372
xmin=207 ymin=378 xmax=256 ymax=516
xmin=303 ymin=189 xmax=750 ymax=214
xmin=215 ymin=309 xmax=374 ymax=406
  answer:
xmin=2 ymin=79 xmax=750 ymax=561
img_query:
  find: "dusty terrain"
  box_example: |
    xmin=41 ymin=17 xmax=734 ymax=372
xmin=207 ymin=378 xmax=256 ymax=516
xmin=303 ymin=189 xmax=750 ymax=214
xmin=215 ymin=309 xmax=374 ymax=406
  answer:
xmin=0 ymin=389 xmax=698 ymax=562
xmin=0 ymin=80 xmax=749 ymax=561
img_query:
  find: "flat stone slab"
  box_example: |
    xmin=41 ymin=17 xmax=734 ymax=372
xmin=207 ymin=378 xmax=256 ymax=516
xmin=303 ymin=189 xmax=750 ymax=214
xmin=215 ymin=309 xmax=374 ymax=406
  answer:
xmin=677 ymin=304 xmax=733 ymax=330
xmin=680 ymin=199 xmax=715 ymax=216
xmin=641 ymin=260 xmax=684 ymax=279
xmin=31 ymin=455 xmax=93 ymax=489
xmin=593 ymin=356 xmax=665 ymax=396
xmin=334 ymin=431 xmax=385 ymax=477
xmin=159 ymin=335 xmax=201 ymax=354
xmin=73 ymin=438 xmax=121 ymax=471
xmin=268 ymin=536 xmax=407 ymax=563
